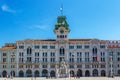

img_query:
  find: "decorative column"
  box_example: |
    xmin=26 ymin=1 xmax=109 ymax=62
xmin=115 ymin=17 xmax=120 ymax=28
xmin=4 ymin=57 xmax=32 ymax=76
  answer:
xmin=55 ymin=64 xmax=58 ymax=78
xmin=110 ymin=52 xmax=113 ymax=77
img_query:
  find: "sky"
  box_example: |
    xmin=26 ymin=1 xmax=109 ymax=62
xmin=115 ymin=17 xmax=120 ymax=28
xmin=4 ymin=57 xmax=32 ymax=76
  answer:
xmin=0 ymin=0 xmax=120 ymax=47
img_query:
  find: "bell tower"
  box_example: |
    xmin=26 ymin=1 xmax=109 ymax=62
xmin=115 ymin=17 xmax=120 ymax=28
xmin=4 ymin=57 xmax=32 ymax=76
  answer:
xmin=54 ymin=6 xmax=70 ymax=41
xmin=54 ymin=16 xmax=70 ymax=41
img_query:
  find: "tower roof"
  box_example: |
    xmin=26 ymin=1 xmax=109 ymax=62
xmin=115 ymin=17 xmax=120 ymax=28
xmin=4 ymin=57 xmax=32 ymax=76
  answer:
xmin=55 ymin=16 xmax=69 ymax=30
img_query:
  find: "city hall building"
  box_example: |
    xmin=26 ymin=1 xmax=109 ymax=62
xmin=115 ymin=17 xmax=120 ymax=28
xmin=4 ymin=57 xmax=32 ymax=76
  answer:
xmin=0 ymin=15 xmax=120 ymax=77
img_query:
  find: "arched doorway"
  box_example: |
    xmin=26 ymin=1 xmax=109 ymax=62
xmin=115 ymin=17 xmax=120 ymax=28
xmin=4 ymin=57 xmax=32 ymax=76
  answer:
xmin=85 ymin=70 xmax=90 ymax=77
xmin=50 ymin=70 xmax=55 ymax=77
xmin=70 ymin=70 xmax=74 ymax=77
xmin=2 ymin=70 xmax=7 ymax=77
xmin=118 ymin=70 xmax=120 ymax=75
xmin=77 ymin=69 xmax=82 ymax=77
xmin=101 ymin=70 xmax=106 ymax=76
xmin=93 ymin=69 xmax=98 ymax=76
xmin=26 ymin=69 xmax=32 ymax=77
xmin=19 ymin=70 xmax=24 ymax=77
xmin=34 ymin=70 xmax=39 ymax=77
xmin=10 ymin=71 xmax=15 ymax=77
xmin=42 ymin=69 xmax=48 ymax=77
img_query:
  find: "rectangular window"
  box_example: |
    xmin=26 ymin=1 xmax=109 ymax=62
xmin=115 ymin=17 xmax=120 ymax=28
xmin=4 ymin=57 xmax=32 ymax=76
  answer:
xmin=85 ymin=52 xmax=89 ymax=57
xmin=42 ymin=65 xmax=47 ymax=68
xmin=77 ymin=52 xmax=82 ymax=57
xmin=19 ymin=52 xmax=24 ymax=57
xmin=42 ymin=58 xmax=47 ymax=62
xmin=50 ymin=65 xmax=55 ymax=68
xmin=34 ymin=65 xmax=39 ymax=68
xmin=50 ymin=58 xmax=55 ymax=62
xmin=51 ymin=52 xmax=55 ymax=57
xmin=69 ymin=65 xmax=74 ymax=68
xmin=69 ymin=58 xmax=74 ymax=62
xmin=43 ymin=52 xmax=47 ymax=57
xmin=101 ymin=65 xmax=106 ymax=68
xmin=3 ymin=58 xmax=6 ymax=63
xmin=118 ymin=52 xmax=120 ymax=56
xmin=76 ymin=45 xmax=82 ymax=49
xmin=100 ymin=45 xmax=105 ymax=49
xmin=19 ymin=65 xmax=23 ymax=68
xmin=19 ymin=45 xmax=24 ymax=49
xmin=34 ymin=45 xmax=40 ymax=49
xmin=92 ymin=65 xmax=98 ymax=68
xmin=118 ymin=57 xmax=120 ymax=61
xmin=77 ymin=65 xmax=82 ymax=68
xmin=69 ymin=45 xmax=74 ymax=49
xmin=11 ymin=58 xmax=15 ymax=62
xmin=77 ymin=58 xmax=82 ymax=62
xmin=3 ymin=53 xmax=6 ymax=56
xmin=3 ymin=65 xmax=6 ymax=68
xmin=84 ymin=45 xmax=89 ymax=49
xmin=42 ymin=45 xmax=47 ymax=49
xmin=35 ymin=58 xmax=39 ymax=63
xmin=27 ymin=57 xmax=32 ymax=62
xmin=85 ymin=65 xmax=90 ymax=68
xmin=35 ymin=52 xmax=39 ymax=57
xmin=50 ymin=46 xmax=55 ymax=49
xmin=26 ymin=65 xmax=32 ymax=68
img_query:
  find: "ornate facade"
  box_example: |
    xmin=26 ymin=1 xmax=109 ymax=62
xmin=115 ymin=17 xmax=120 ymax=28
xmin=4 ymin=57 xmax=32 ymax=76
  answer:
xmin=0 ymin=15 xmax=120 ymax=77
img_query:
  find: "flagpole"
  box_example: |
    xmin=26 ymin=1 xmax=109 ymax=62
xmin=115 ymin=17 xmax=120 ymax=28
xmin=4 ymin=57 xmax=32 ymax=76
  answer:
xmin=60 ymin=3 xmax=63 ymax=16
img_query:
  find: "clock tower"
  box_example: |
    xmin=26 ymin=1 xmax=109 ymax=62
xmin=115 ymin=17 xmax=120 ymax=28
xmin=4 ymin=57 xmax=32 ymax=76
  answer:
xmin=54 ymin=16 xmax=70 ymax=41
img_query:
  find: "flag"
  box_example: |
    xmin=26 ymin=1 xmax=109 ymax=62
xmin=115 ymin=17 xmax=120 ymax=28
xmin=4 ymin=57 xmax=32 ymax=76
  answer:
xmin=96 ymin=55 xmax=99 ymax=61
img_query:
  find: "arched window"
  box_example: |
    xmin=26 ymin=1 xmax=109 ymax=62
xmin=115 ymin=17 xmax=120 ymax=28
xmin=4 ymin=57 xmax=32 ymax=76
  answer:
xmin=27 ymin=47 xmax=32 ymax=55
xmin=92 ymin=48 xmax=94 ymax=54
xmin=60 ymin=48 xmax=65 ymax=56
xmin=93 ymin=47 xmax=97 ymax=55
xmin=92 ymin=47 xmax=98 ymax=62
xmin=95 ymin=48 xmax=97 ymax=54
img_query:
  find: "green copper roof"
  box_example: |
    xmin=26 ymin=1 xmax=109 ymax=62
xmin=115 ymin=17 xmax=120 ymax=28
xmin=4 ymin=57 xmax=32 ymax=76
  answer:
xmin=55 ymin=16 xmax=69 ymax=30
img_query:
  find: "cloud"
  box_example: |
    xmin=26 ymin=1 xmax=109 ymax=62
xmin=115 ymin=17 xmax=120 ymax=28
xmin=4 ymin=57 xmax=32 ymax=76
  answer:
xmin=30 ymin=25 xmax=49 ymax=30
xmin=1 ymin=4 xmax=16 ymax=13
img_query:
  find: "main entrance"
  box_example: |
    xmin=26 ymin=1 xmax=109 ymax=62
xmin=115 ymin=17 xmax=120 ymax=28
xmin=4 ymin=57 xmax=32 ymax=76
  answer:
xmin=26 ymin=69 xmax=32 ymax=77
xmin=93 ymin=69 xmax=98 ymax=76
xmin=19 ymin=70 xmax=24 ymax=77
xmin=77 ymin=69 xmax=82 ymax=77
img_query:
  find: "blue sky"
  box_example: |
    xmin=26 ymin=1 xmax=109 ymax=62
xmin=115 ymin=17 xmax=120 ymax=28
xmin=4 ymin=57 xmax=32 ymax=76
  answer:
xmin=0 ymin=0 xmax=120 ymax=47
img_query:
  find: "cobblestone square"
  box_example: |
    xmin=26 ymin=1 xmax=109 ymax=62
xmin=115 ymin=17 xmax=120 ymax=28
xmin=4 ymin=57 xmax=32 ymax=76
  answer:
xmin=0 ymin=77 xmax=120 ymax=80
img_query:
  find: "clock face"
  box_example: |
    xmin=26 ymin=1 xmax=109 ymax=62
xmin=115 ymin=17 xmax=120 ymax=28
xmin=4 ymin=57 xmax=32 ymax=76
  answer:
xmin=60 ymin=30 xmax=64 ymax=34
